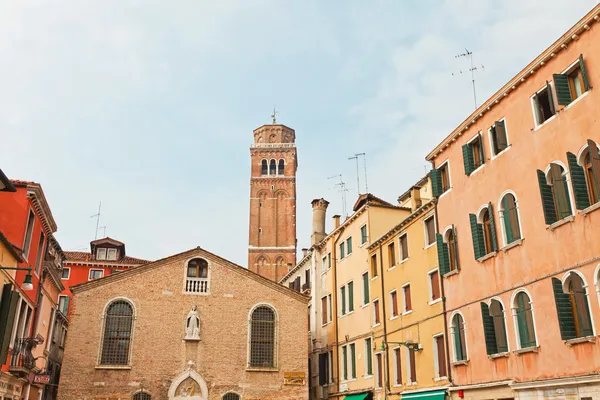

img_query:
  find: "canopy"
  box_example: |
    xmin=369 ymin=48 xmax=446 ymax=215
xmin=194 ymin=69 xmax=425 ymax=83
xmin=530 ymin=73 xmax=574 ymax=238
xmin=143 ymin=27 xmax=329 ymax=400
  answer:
xmin=344 ymin=394 xmax=370 ymax=400
xmin=402 ymin=389 xmax=446 ymax=400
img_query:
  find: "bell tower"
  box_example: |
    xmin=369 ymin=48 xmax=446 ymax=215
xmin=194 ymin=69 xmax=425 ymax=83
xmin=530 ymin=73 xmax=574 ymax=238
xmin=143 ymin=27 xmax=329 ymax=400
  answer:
xmin=248 ymin=120 xmax=297 ymax=282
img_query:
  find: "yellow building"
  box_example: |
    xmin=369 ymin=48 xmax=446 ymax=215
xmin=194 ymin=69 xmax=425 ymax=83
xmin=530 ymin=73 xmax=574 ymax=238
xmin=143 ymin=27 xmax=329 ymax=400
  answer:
xmin=368 ymin=176 xmax=449 ymax=400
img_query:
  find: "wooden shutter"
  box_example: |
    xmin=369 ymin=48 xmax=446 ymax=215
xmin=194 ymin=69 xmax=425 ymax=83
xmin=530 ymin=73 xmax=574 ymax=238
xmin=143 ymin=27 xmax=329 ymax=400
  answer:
xmin=321 ymin=297 xmax=328 ymax=325
xmin=587 ymin=140 xmax=600 ymax=201
xmin=567 ymin=152 xmax=591 ymax=210
xmin=363 ymin=273 xmax=370 ymax=304
xmin=374 ymin=301 xmax=380 ymax=324
xmin=495 ymin=120 xmax=508 ymax=151
xmin=551 ymin=278 xmax=577 ymax=340
xmin=516 ymin=294 xmax=531 ymax=348
xmin=436 ymin=336 xmax=447 ymax=378
xmin=394 ymin=348 xmax=402 ymax=384
xmin=341 ymin=286 xmax=346 ymax=315
xmin=342 ymin=346 xmax=348 ymax=380
xmin=487 ymin=203 xmax=498 ymax=252
xmin=480 ymin=302 xmax=498 ymax=355
xmin=453 ymin=315 xmax=464 ymax=361
xmin=451 ymin=225 xmax=460 ymax=270
xmin=478 ymin=133 xmax=485 ymax=166
xmin=348 ymin=281 xmax=354 ymax=312
xmin=462 ymin=144 xmax=474 ymax=175
xmin=404 ymin=286 xmax=412 ymax=311
xmin=350 ymin=344 xmax=356 ymax=378
xmin=376 ymin=353 xmax=383 ymax=387
xmin=431 ymin=271 xmax=440 ymax=300
xmin=436 ymin=233 xmax=450 ymax=275
xmin=546 ymin=81 xmax=556 ymax=115
xmin=409 ymin=349 xmax=417 ymax=383
xmin=391 ymin=292 xmax=398 ymax=316
xmin=0 ymin=284 xmax=19 ymax=364
xmin=550 ymin=164 xmax=572 ymax=219
xmin=537 ymin=169 xmax=558 ymax=224
xmin=580 ymin=54 xmax=590 ymax=91
xmin=318 ymin=353 xmax=327 ymax=385
xmin=533 ymin=93 xmax=543 ymax=125
xmin=431 ymin=168 xmax=442 ymax=197
xmin=365 ymin=339 xmax=372 ymax=375
xmin=469 ymin=213 xmax=485 ymax=260
xmin=501 ymin=195 xmax=514 ymax=244
xmin=553 ymin=73 xmax=572 ymax=105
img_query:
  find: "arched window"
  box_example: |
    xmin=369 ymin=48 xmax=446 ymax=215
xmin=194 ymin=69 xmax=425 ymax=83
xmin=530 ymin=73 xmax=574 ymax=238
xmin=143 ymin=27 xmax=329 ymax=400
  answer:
xmin=552 ymin=273 xmax=594 ymax=340
xmin=469 ymin=204 xmax=498 ymax=260
xmin=451 ymin=313 xmax=467 ymax=362
xmin=513 ymin=292 xmax=536 ymax=349
xmin=133 ymin=392 xmax=151 ymax=400
xmin=481 ymin=209 xmax=494 ymax=255
xmin=480 ymin=300 xmax=508 ymax=355
xmin=569 ymin=140 xmax=600 ymax=209
xmin=446 ymin=229 xmax=458 ymax=273
xmin=100 ymin=300 xmax=134 ymax=365
xmin=269 ymin=159 xmax=277 ymax=176
xmin=261 ymin=160 xmax=268 ymax=176
xmin=537 ymin=163 xmax=572 ymax=224
xmin=249 ymin=305 xmax=277 ymax=368
xmin=582 ymin=141 xmax=600 ymax=204
xmin=500 ymin=193 xmax=521 ymax=245
xmin=436 ymin=227 xmax=459 ymax=276
xmin=278 ymin=159 xmax=285 ymax=176
xmin=223 ymin=393 xmax=240 ymax=400
xmin=187 ymin=258 xmax=208 ymax=278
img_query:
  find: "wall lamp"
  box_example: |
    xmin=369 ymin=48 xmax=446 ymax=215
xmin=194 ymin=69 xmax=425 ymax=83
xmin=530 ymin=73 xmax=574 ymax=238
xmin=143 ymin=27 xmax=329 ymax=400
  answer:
xmin=0 ymin=267 xmax=34 ymax=291
xmin=380 ymin=340 xmax=422 ymax=352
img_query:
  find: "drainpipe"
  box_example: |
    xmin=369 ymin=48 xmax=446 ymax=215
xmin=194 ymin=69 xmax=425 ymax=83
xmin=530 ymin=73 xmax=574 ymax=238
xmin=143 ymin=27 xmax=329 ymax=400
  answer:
xmin=332 ymin=227 xmax=345 ymax=394
xmin=378 ymin=244 xmax=391 ymax=398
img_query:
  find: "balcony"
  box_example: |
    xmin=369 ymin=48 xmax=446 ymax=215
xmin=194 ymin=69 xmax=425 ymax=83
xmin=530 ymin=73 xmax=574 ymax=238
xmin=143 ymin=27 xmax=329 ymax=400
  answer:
xmin=185 ymin=277 xmax=209 ymax=294
xmin=302 ymin=281 xmax=311 ymax=294
xmin=9 ymin=335 xmax=44 ymax=377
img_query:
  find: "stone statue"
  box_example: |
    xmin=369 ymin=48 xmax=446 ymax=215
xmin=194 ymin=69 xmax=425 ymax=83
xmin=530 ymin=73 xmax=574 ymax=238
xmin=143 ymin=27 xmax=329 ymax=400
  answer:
xmin=185 ymin=305 xmax=200 ymax=340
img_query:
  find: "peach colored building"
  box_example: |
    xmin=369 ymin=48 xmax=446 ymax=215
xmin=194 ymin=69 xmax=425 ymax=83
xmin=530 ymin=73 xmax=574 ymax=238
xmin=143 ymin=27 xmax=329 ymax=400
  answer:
xmin=427 ymin=5 xmax=600 ymax=400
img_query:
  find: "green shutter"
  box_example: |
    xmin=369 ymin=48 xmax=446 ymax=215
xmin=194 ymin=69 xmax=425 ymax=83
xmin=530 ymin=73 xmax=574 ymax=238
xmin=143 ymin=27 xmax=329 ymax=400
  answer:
xmin=453 ymin=315 xmax=464 ymax=361
xmin=363 ymin=274 xmax=369 ymax=304
xmin=469 ymin=213 xmax=485 ymax=260
xmin=347 ymin=237 xmax=352 ymax=254
xmin=516 ymin=293 xmax=532 ymax=348
xmin=551 ymin=278 xmax=577 ymax=340
xmin=451 ymin=225 xmax=460 ymax=270
xmin=501 ymin=196 xmax=514 ymax=244
xmin=480 ymin=302 xmax=498 ymax=355
xmin=431 ymin=169 xmax=442 ymax=197
xmin=348 ymin=281 xmax=354 ymax=312
xmin=553 ymin=73 xmax=572 ymax=106
xmin=342 ymin=346 xmax=348 ymax=380
xmin=462 ymin=144 xmax=474 ymax=175
xmin=495 ymin=120 xmax=508 ymax=151
xmin=580 ymin=291 xmax=594 ymax=337
xmin=587 ymin=139 xmax=600 ymax=201
xmin=537 ymin=169 xmax=558 ymax=225
xmin=341 ymin=286 xmax=346 ymax=315
xmin=533 ymin=93 xmax=543 ymax=125
xmin=436 ymin=233 xmax=450 ymax=275
xmin=546 ymin=80 xmax=556 ymax=115
xmin=350 ymin=344 xmax=356 ymax=378
xmin=478 ymin=133 xmax=485 ymax=166
xmin=487 ymin=203 xmax=498 ymax=252
xmin=567 ymin=152 xmax=591 ymax=210
xmin=0 ymin=284 xmax=19 ymax=364
xmin=580 ymin=54 xmax=590 ymax=92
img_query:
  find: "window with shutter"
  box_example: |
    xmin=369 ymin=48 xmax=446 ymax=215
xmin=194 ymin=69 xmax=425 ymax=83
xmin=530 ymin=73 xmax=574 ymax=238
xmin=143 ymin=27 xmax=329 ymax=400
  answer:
xmin=537 ymin=169 xmax=558 ymax=224
xmin=463 ymin=134 xmax=485 ymax=175
xmin=532 ymin=82 xmax=556 ymax=126
xmin=567 ymin=152 xmax=591 ymax=210
xmin=452 ymin=314 xmax=467 ymax=361
xmin=549 ymin=163 xmax=573 ymax=220
xmin=388 ymin=242 xmax=396 ymax=268
xmin=349 ymin=343 xmax=356 ymax=379
xmin=500 ymin=194 xmax=521 ymax=245
xmin=393 ymin=347 xmax=402 ymax=385
xmin=0 ymin=284 xmax=19 ymax=364
xmin=490 ymin=120 xmax=509 ymax=156
xmin=348 ymin=281 xmax=354 ymax=313
xmin=340 ymin=286 xmax=346 ymax=315
xmin=436 ymin=233 xmax=450 ymax=276
xmin=371 ymin=254 xmax=378 ymax=278
xmin=424 ymin=216 xmax=436 ymax=246
xmin=432 ymin=164 xmax=450 ymax=196
xmin=342 ymin=345 xmax=348 ymax=381
xmin=399 ymin=234 xmax=409 ymax=261
xmin=554 ymin=55 xmax=590 ymax=106
xmin=339 ymin=242 xmax=345 ymax=259
xmin=551 ymin=277 xmax=577 ymax=340
xmin=403 ymin=285 xmax=412 ymax=312
xmin=429 ymin=270 xmax=441 ymax=301
xmin=373 ymin=300 xmax=380 ymax=325
xmin=514 ymin=292 xmax=537 ymax=349
xmin=346 ymin=237 xmax=353 ymax=255
xmin=364 ymin=338 xmax=373 ymax=376
xmin=318 ymin=353 xmax=328 ymax=385
xmin=564 ymin=273 xmax=594 ymax=338
xmin=321 ymin=297 xmax=328 ymax=326
xmin=490 ymin=300 xmax=508 ymax=353
xmin=390 ymin=291 xmax=398 ymax=318
xmin=448 ymin=226 xmax=459 ymax=271
xmin=375 ymin=353 xmax=383 ymax=388
xmin=362 ymin=272 xmax=370 ymax=305
xmin=583 ymin=140 xmax=600 ymax=205
xmin=469 ymin=213 xmax=485 ymax=260
xmin=407 ymin=348 xmax=417 ymax=384
xmin=435 ymin=335 xmax=447 ymax=378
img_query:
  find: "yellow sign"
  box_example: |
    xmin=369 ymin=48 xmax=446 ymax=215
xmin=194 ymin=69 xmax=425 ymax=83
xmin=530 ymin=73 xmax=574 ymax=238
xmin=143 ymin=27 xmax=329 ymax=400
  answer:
xmin=283 ymin=371 xmax=306 ymax=385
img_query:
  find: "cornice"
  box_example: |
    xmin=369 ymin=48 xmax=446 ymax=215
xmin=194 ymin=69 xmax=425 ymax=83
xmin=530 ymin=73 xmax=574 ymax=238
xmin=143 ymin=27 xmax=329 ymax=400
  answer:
xmin=27 ymin=185 xmax=58 ymax=234
xmin=426 ymin=4 xmax=600 ymax=161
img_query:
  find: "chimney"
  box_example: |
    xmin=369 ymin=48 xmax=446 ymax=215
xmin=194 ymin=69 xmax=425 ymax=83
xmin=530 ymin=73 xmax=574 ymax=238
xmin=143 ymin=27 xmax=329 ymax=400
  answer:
xmin=302 ymin=248 xmax=309 ymax=257
xmin=411 ymin=187 xmax=422 ymax=211
xmin=311 ymin=198 xmax=330 ymax=245
xmin=333 ymin=215 xmax=341 ymax=229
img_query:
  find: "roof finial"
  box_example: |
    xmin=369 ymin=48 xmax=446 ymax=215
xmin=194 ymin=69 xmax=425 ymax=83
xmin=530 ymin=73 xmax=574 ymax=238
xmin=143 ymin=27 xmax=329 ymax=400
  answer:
xmin=271 ymin=106 xmax=278 ymax=124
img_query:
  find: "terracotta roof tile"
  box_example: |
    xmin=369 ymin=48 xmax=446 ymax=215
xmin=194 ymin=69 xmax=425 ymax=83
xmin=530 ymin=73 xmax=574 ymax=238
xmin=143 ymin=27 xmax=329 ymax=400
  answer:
xmin=64 ymin=251 xmax=150 ymax=265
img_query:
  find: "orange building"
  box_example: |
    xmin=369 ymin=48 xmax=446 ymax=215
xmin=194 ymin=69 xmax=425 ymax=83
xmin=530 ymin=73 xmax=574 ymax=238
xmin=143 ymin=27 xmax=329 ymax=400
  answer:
xmin=427 ymin=5 xmax=600 ymax=399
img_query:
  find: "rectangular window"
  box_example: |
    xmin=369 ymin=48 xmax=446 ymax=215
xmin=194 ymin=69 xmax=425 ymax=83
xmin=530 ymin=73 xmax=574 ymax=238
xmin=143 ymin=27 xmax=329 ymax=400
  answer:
xmin=321 ymin=297 xmax=328 ymax=325
xmin=371 ymin=254 xmax=378 ymax=278
xmin=318 ymin=353 xmax=328 ymax=386
xmin=96 ymin=248 xmax=107 ymax=260
xmin=489 ymin=119 xmax=509 ymax=156
xmin=388 ymin=242 xmax=396 ymax=268
xmin=554 ymin=56 xmax=590 ymax=106
xmin=462 ymin=134 xmax=485 ymax=175
xmin=339 ymin=242 xmax=345 ymax=259
xmin=107 ymin=248 xmax=117 ymax=261
xmin=403 ymin=284 xmax=412 ymax=313
xmin=360 ymin=225 xmax=368 ymax=244
xmin=327 ymin=253 xmax=331 ymax=269
xmin=424 ymin=216 xmax=436 ymax=246
xmin=429 ymin=270 xmax=441 ymax=302
xmin=375 ymin=353 xmax=383 ymax=388
xmin=435 ymin=335 xmax=447 ymax=378
xmin=34 ymin=232 xmax=45 ymax=276
xmin=393 ymin=347 xmax=402 ymax=385
xmin=346 ymin=237 xmax=352 ymax=255
xmin=88 ymin=269 xmax=104 ymax=280
xmin=23 ymin=210 xmax=35 ymax=259
xmin=349 ymin=343 xmax=356 ymax=379
xmin=61 ymin=267 xmax=70 ymax=280
xmin=328 ymin=351 xmax=334 ymax=383
xmin=322 ymin=256 xmax=328 ymax=273
xmin=399 ymin=234 xmax=409 ymax=261
xmin=340 ymin=286 xmax=346 ymax=315
xmin=58 ymin=295 xmax=69 ymax=315
xmin=407 ymin=348 xmax=417 ymax=384
xmin=532 ymin=82 xmax=556 ymax=126
xmin=342 ymin=345 xmax=348 ymax=381
xmin=373 ymin=300 xmax=380 ymax=325
xmin=436 ymin=162 xmax=450 ymax=194
xmin=348 ymin=281 xmax=354 ymax=313
xmin=328 ymin=294 xmax=332 ymax=322
xmin=364 ymin=338 xmax=373 ymax=376
xmin=390 ymin=291 xmax=398 ymax=318
xmin=362 ymin=272 xmax=370 ymax=305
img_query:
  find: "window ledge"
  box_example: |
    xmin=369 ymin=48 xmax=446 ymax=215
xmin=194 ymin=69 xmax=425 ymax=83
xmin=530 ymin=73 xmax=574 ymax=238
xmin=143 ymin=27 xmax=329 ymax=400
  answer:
xmin=400 ymin=258 xmax=409 ymax=264
xmin=246 ymin=367 xmax=279 ymax=372
xmin=371 ymin=276 xmax=379 ymax=281
xmin=95 ymin=365 xmax=132 ymax=370
xmin=488 ymin=352 xmax=509 ymax=360
xmin=547 ymin=215 xmax=575 ymax=231
xmin=565 ymin=336 xmax=596 ymax=346
xmin=424 ymin=242 xmax=436 ymax=250
xmin=469 ymin=164 xmax=485 ymax=176
xmin=438 ymin=188 xmax=452 ymax=200
xmin=477 ymin=252 xmax=497 ymax=263
xmin=563 ymin=89 xmax=590 ymax=111
xmin=402 ymin=310 xmax=413 ymax=316
xmin=428 ymin=298 xmax=442 ymax=306
xmin=434 ymin=376 xmax=448 ymax=382
xmin=372 ymin=323 xmax=381 ymax=328
xmin=443 ymin=269 xmax=460 ymax=278
xmin=451 ymin=360 xmax=469 ymax=366
xmin=501 ymin=238 xmax=524 ymax=252
xmin=580 ymin=201 xmax=600 ymax=216
xmin=390 ymin=315 xmax=399 ymax=321
xmin=533 ymin=114 xmax=557 ymax=131
xmin=490 ymin=145 xmax=512 ymax=161
xmin=513 ymin=346 xmax=539 ymax=355
xmin=388 ymin=265 xmax=397 ymax=271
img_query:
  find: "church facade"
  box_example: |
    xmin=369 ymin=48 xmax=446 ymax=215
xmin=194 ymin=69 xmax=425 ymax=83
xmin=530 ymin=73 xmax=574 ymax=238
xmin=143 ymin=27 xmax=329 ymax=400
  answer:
xmin=58 ymin=247 xmax=309 ymax=400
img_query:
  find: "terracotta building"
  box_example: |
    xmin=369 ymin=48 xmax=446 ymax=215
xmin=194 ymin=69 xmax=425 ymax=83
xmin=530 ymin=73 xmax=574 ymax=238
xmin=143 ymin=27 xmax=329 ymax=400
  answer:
xmin=427 ymin=4 xmax=600 ymax=399
xmin=58 ymin=247 xmax=309 ymax=400
xmin=60 ymin=237 xmax=149 ymax=316
xmin=248 ymin=123 xmax=298 ymax=282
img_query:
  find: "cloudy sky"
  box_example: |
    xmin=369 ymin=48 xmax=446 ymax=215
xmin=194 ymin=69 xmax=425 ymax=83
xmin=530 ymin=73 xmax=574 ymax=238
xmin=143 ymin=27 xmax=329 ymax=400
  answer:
xmin=2 ymin=0 xmax=597 ymax=266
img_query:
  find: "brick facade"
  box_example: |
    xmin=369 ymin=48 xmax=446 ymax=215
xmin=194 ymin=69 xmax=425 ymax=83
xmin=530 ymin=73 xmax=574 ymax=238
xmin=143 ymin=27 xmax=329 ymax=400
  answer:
xmin=58 ymin=247 xmax=308 ymax=400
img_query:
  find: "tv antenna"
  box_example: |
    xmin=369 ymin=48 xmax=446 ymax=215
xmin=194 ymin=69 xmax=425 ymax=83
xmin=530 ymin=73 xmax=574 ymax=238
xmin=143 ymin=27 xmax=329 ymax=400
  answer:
xmin=271 ymin=106 xmax=278 ymax=124
xmin=453 ymin=49 xmax=484 ymax=109
xmin=328 ymin=174 xmax=349 ymax=219
xmin=90 ymin=202 xmax=103 ymax=240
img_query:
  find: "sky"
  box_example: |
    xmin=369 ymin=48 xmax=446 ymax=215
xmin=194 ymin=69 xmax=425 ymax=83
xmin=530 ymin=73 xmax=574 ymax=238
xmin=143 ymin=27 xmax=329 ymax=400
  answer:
xmin=1 ymin=0 xmax=598 ymax=266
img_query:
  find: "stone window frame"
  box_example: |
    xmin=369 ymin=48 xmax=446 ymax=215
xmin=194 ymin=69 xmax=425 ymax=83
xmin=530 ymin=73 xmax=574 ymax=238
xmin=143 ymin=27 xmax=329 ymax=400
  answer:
xmin=246 ymin=302 xmax=279 ymax=372
xmin=182 ymin=257 xmax=212 ymax=296
xmin=96 ymin=297 xmax=137 ymax=369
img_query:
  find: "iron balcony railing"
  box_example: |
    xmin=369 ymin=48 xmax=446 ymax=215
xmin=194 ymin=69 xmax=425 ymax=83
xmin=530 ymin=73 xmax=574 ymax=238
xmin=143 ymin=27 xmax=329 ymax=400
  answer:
xmin=10 ymin=335 xmax=44 ymax=374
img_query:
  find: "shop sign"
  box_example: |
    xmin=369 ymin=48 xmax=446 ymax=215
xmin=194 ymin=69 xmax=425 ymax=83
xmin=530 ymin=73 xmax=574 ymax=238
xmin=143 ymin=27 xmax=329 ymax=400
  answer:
xmin=283 ymin=371 xmax=305 ymax=385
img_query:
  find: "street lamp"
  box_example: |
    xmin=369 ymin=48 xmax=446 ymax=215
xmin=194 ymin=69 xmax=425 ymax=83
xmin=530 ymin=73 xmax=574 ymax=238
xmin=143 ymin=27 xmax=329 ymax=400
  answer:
xmin=0 ymin=267 xmax=34 ymax=291
xmin=380 ymin=340 xmax=422 ymax=352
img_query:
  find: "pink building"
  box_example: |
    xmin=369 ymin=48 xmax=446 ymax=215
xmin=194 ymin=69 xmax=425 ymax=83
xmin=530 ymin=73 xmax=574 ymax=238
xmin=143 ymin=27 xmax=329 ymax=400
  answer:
xmin=427 ymin=5 xmax=600 ymax=400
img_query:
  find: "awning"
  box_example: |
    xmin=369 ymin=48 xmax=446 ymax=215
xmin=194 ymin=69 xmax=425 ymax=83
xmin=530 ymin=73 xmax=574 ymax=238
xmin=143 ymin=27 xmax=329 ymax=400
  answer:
xmin=402 ymin=389 xmax=446 ymax=400
xmin=344 ymin=394 xmax=370 ymax=400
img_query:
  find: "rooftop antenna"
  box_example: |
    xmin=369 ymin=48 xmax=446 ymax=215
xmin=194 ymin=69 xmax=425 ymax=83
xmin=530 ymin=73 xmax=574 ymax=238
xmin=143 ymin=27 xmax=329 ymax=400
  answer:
xmin=453 ymin=49 xmax=484 ymax=109
xmin=328 ymin=174 xmax=349 ymax=219
xmin=90 ymin=202 xmax=102 ymax=240
xmin=348 ymin=155 xmax=361 ymax=196
xmin=356 ymin=153 xmax=368 ymax=193
xmin=271 ymin=106 xmax=278 ymax=124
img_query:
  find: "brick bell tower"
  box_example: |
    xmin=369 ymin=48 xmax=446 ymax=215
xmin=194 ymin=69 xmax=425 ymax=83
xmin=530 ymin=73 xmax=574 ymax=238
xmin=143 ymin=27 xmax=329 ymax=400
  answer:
xmin=248 ymin=119 xmax=298 ymax=282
